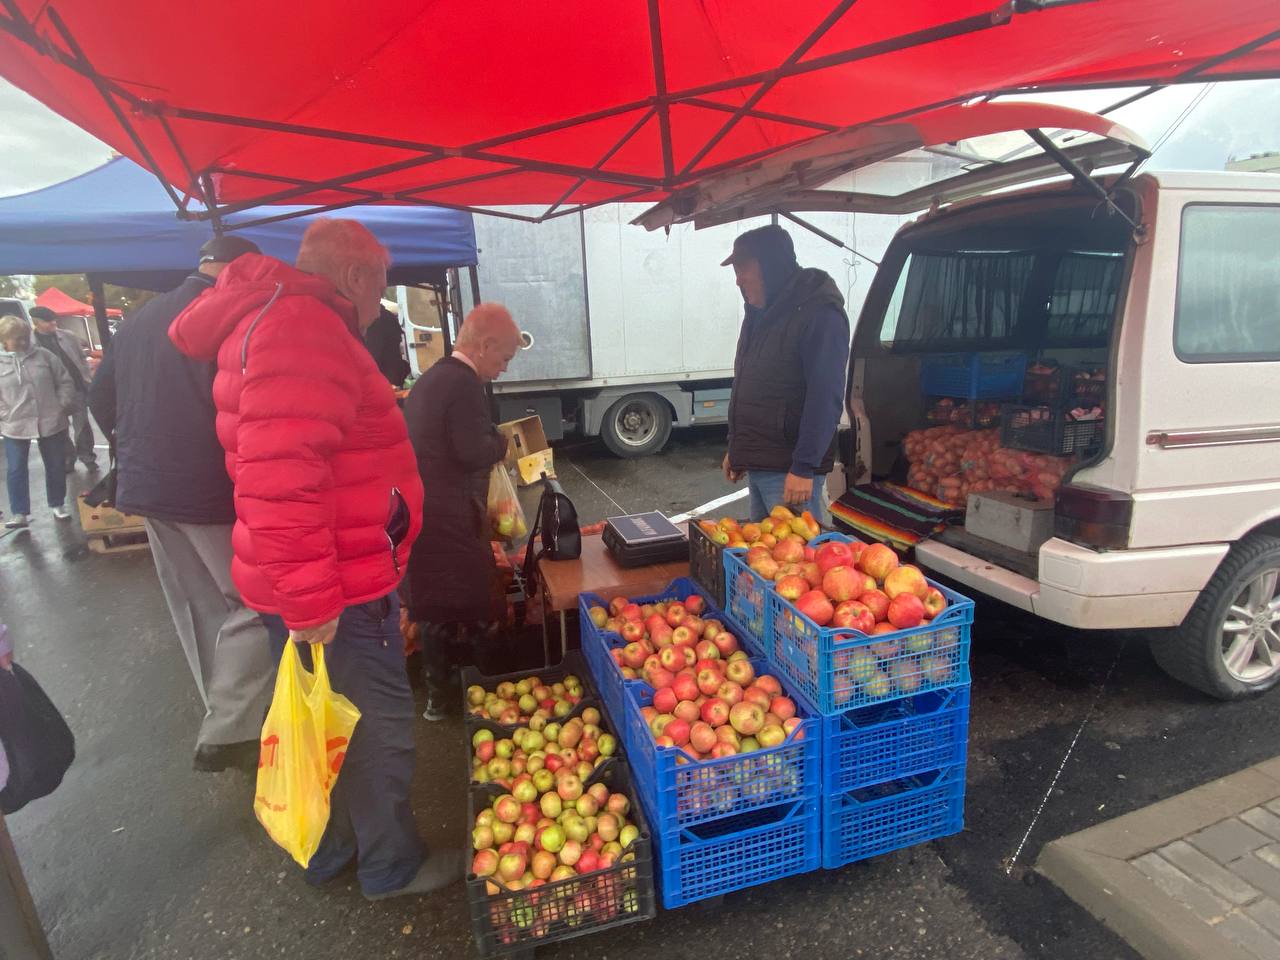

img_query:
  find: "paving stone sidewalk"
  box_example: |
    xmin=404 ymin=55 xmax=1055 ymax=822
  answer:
xmin=1039 ymin=757 xmax=1280 ymax=960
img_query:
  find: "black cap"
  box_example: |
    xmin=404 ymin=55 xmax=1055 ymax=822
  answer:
xmin=28 ymin=306 xmax=56 ymax=322
xmin=198 ymin=235 xmax=261 ymax=265
xmin=720 ymin=224 xmax=795 ymax=267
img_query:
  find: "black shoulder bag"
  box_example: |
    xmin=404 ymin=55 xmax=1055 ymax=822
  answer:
xmin=521 ymin=476 xmax=582 ymax=590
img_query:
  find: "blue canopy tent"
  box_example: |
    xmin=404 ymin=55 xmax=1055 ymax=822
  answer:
xmin=0 ymin=156 xmax=478 ymax=341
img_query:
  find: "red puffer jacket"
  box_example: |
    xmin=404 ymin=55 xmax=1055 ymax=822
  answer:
xmin=169 ymin=254 xmax=423 ymax=629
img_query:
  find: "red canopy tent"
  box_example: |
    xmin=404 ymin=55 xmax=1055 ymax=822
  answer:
xmin=34 ymin=286 xmax=123 ymax=319
xmin=0 ymin=0 xmax=1278 ymax=227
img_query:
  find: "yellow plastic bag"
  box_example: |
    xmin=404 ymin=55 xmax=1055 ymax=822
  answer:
xmin=487 ymin=462 xmax=528 ymax=542
xmin=255 ymin=641 xmax=361 ymax=868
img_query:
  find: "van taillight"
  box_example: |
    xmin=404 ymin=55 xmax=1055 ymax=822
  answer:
xmin=1054 ymin=485 xmax=1132 ymax=550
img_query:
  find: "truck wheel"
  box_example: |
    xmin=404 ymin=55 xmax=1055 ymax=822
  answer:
xmin=1150 ymin=534 xmax=1280 ymax=700
xmin=600 ymin=393 xmax=672 ymax=458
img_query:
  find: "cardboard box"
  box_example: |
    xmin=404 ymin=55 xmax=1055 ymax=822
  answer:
xmin=76 ymin=494 xmax=147 ymax=536
xmin=498 ymin=415 xmax=556 ymax=487
xmin=964 ymin=490 xmax=1055 ymax=553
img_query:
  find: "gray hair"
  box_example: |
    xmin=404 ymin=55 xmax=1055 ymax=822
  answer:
xmin=0 ymin=314 xmax=31 ymax=352
xmin=455 ymin=303 xmax=519 ymax=350
xmin=295 ymin=218 xmax=390 ymax=279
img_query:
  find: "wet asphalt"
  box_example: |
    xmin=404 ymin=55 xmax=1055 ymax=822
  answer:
xmin=1 ymin=426 xmax=1276 ymax=960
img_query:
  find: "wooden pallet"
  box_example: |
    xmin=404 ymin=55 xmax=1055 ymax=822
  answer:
xmin=85 ymin=529 xmax=150 ymax=554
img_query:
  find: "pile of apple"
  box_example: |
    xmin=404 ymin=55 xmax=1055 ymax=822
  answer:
xmin=696 ymin=504 xmax=820 ymax=548
xmin=471 ymin=709 xmax=618 ymax=786
xmin=472 ymin=776 xmax=642 ymax=893
xmin=586 ymin=594 xmax=744 ymax=681
xmin=466 ymin=673 xmax=585 ymax=727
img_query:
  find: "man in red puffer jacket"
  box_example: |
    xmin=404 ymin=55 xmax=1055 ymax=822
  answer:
xmin=170 ymin=219 xmax=457 ymax=900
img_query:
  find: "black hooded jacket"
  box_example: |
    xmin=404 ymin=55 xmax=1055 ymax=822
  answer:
xmin=727 ymin=259 xmax=850 ymax=477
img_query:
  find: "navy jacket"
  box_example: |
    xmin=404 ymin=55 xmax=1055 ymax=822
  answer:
xmin=88 ymin=273 xmax=235 ymax=524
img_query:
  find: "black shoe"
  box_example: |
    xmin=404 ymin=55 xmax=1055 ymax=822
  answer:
xmin=364 ymin=850 xmax=463 ymax=900
xmin=193 ymin=740 xmax=260 ymax=773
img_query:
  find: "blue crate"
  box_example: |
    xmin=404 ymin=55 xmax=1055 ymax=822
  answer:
xmin=821 ymin=765 xmax=966 ymax=869
xmin=578 ymin=578 xmax=733 ymax=733
xmin=622 ymin=660 xmax=820 ymax=831
xmin=767 ymin=577 xmax=974 ymax=715
xmin=722 ymin=532 xmax=853 ymax=654
xmin=643 ymin=792 xmax=821 ymax=908
xmin=820 ymin=685 xmax=970 ymax=794
xmin=920 ymin=352 xmax=1027 ymax=400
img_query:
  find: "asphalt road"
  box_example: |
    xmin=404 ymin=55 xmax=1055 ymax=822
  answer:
xmin=2 ymin=426 xmax=1277 ymax=960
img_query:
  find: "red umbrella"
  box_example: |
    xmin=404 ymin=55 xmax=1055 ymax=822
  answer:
xmin=34 ymin=286 xmax=123 ymax=318
xmin=0 ymin=0 xmax=1277 ymax=224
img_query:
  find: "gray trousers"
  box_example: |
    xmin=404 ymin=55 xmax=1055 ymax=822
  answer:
xmin=66 ymin=391 xmax=96 ymax=466
xmin=144 ymin=518 xmax=274 ymax=747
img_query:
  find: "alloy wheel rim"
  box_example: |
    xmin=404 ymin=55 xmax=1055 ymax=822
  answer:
xmin=1219 ymin=568 xmax=1280 ymax=684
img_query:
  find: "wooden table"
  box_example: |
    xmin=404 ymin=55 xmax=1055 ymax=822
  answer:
xmin=537 ymin=534 xmax=689 ymax=665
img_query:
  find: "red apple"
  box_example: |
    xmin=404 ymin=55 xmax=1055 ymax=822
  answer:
xmin=684 ymin=595 xmax=706 ymax=616
xmin=922 ymin=587 xmax=948 ymax=619
xmin=859 ymin=589 xmax=891 ymax=622
xmin=658 ymin=646 xmax=684 ymax=672
xmin=859 ymin=543 xmax=900 ymax=583
xmin=620 ymin=603 xmax=642 ymax=622
xmin=725 ymin=659 xmax=755 ymax=687
xmin=620 ymin=642 xmax=647 ymax=669
xmin=608 ymin=596 xmax=628 ymax=617
xmin=887 ymin=593 xmax=926 ymax=630
xmin=772 ymin=537 xmax=806 ymax=564
xmin=821 ymin=566 xmax=862 ymax=603
xmin=717 ymin=680 xmax=744 ymax=705
xmin=833 ymin=600 xmax=876 ymax=634
xmin=644 ymin=613 xmax=667 ymax=637
xmin=770 ymin=696 xmax=796 ymax=721
xmin=871 ymin=621 xmax=898 ymax=635
xmin=815 ymin=541 xmax=856 ymax=575
xmin=664 ymin=718 xmax=691 ymax=746
xmin=652 ymin=687 xmax=678 ymax=714
xmin=712 ymin=631 xmax=740 ymax=657
xmin=728 ymin=701 xmax=765 ymax=736
xmin=775 ymin=575 xmax=809 ymax=602
xmin=697 ymin=668 xmax=723 ymax=697
xmin=755 ymin=675 xmax=781 ymax=696
xmin=645 ymin=666 xmax=675 ymax=689
xmin=689 ymin=721 xmax=717 ymax=754
xmin=700 ymin=697 xmax=730 ymax=726
xmin=665 ymin=604 xmax=687 ymax=627
xmin=620 ymin=621 xmax=644 ymax=644
xmin=671 ymin=625 xmax=695 ymax=647
xmin=742 ymin=685 xmax=771 ymax=709
xmin=799 ymin=562 xmax=823 ymax=590
xmin=672 ymin=672 xmax=700 ymax=703
xmin=684 ymin=615 xmax=705 ymax=638
xmin=650 ymin=623 xmax=674 ymax=648
xmin=749 ymin=556 xmax=780 ymax=580
xmin=884 ymin=564 xmax=929 ymax=601
xmin=795 ymin=589 xmax=834 ymax=626
xmin=674 ymin=700 xmax=700 ymax=723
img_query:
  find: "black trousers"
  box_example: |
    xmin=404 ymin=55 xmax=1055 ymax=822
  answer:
xmin=420 ymin=620 xmax=503 ymax=703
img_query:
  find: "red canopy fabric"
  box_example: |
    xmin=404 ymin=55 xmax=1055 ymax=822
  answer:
xmin=1 ymin=0 xmax=1277 ymax=221
xmin=35 ymin=287 xmax=123 ymax=318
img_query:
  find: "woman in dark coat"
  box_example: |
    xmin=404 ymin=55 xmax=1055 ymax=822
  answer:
xmin=402 ymin=303 xmax=522 ymax=719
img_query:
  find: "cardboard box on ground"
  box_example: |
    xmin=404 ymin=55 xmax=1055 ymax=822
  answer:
xmin=498 ymin=416 xmax=555 ymax=487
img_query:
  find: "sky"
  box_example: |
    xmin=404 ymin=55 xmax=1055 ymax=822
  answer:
xmin=0 ymin=77 xmax=1278 ymax=199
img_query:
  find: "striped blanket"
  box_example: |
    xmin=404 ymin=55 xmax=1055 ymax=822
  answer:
xmin=830 ymin=482 xmax=964 ymax=550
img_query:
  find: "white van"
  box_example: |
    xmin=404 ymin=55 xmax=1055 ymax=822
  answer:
xmin=639 ymin=103 xmax=1280 ymax=700
xmin=852 ymin=170 xmax=1280 ymax=701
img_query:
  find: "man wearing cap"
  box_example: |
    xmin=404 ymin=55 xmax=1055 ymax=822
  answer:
xmin=89 ymin=235 xmax=275 ymax=773
xmin=29 ymin=305 xmax=97 ymax=472
xmin=720 ymin=225 xmax=850 ymax=523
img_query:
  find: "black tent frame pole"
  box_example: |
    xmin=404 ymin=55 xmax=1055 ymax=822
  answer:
xmin=87 ymin=274 xmax=111 ymax=347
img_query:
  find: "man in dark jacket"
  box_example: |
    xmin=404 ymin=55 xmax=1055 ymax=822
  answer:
xmin=29 ymin=305 xmax=97 ymax=471
xmin=403 ymin=303 xmax=520 ymax=720
xmin=721 ymin=225 xmax=850 ymax=523
xmin=88 ymin=235 xmax=274 ymax=773
xmin=364 ymin=305 xmax=412 ymax=387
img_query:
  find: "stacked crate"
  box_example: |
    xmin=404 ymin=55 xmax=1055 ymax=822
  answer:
xmin=728 ymin=533 xmax=974 ymax=869
xmin=580 ymin=580 xmax=821 ymax=907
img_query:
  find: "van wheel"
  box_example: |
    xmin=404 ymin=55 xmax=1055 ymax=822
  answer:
xmin=1150 ymin=534 xmax=1280 ymax=700
xmin=600 ymin=394 xmax=672 ymax=458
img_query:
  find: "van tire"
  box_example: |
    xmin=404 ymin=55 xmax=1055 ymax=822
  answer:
xmin=600 ymin=394 xmax=672 ymax=458
xmin=1150 ymin=534 xmax=1280 ymax=701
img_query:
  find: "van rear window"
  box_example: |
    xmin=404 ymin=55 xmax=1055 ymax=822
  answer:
xmin=880 ymin=250 xmax=1033 ymax=346
xmin=1175 ymin=204 xmax=1280 ymax=362
xmin=1045 ymin=252 xmax=1123 ymax=343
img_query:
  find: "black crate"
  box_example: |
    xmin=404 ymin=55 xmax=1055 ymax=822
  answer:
xmin=1021 ymin=364 xmax=1067 ymax=405
xmin=923 ymin=397 xmax=1007 ymax=430
xmin=1066 ymin=365 xmax=1107 ymax=406
xmin=466 ymin=708 xmax=615 ymax=788
xmin=466 ymin=761 xmax=656 ymax=956
xmin=688 ymin=522 xmax=727 ymax=610
xmin=1000 ymin=405 xmax=1104 ymax=456
xmin=461 ymin=650 xmax=596 ymax=733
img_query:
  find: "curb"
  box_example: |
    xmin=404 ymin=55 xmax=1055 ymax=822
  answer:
xmin=1037 ymin=757 xmax=1280 ymax=960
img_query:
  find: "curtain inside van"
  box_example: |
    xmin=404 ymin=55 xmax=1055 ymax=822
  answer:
xmin=891 ymin=250 xmax=1034 ymax=344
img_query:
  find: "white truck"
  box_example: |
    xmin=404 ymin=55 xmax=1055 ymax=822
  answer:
xmin=428 ymin=158 xmax=946 ymax=457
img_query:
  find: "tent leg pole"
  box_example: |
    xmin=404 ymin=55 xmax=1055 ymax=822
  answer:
xmin=468 ymin=265 xmax=481 ymax=308
xmin=88 ymin=275 xmax=111 ymax=347
xmin=0 ymin=812 xmax=54 ymax=960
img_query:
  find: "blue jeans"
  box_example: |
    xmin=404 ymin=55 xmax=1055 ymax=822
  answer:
xmin=747 ymin=471 xmax=828 ymax=525
xmin=261 ymin=592 xmax=425 ymax=895
xmin=4 ymin=432 xmax=68 ymax=515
